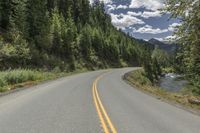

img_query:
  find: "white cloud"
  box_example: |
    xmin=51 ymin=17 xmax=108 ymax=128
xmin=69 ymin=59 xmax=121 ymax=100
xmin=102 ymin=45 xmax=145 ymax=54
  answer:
xmin=90 ymin=0 xmax=112 ymax=4
xmin=132 ymin=25 xmax=168 ymax=34
xmin=102 ymin=0 xmax=112 ymax=4
xmin=154 ymin=38 xmax=164 ymax=41
xmin=154 ymin=35 xmax=178 ymax=42
xmin=129 ymin=0 xmax=164 ymax=11
xmin=110 ymin=13 xmax=145 ymax=29
xmin=106 ymin=4 xmax=116 ymax=12
xmin=165 ymin=35 xmax=177 ymax=40
xmin=127 ymin=10 xmax=162 ymax=18
xmin=168 ymin=23 xmax=182 ymax=32
xmin=141 ymin=10 xmax=162 ymax=18
xmin=116 ymin=5 xmax=128 ymax=9
xmin=127 ymin=11 xmax=142 ymax=16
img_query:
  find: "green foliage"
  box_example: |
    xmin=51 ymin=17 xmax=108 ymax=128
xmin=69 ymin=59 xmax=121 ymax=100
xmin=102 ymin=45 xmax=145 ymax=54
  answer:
xmin=0 ymin=77 xmax=7 ymax=87
xmin=152 ymin=48 xmax=170 ymax=67
xmin=0 ymin=69 xmax=60 ymax=92
xmin=80 ymin=24 xmax=92 ymax=60
xmin=50 ymin=8 xmax=63 ymax=56
xmin=0 ymin=0 xmax=151 ymax=72
xmin=0 ymin=0 xmax=11 ymax=30
xmin=52 ymin=66 xmax=62 ymax=73
xmin=162 ymin=67 xmax=175 ymax=73
xmin=3 ymin=70 xmax=38 ymax=84
xmin=0 ymin=31 xmax=30 ymax=68
xmin=128 ymin=69 xmax=152 ymax=86
xmin=0 ymin=70 xmax=40 ymax=86
xmin=165 ymin=0 xmax=200 ymax=94
xmin=142 ymin=48 xmax=162 ymax=84
xmin=9 ymin=0 xmax=28 ymax=36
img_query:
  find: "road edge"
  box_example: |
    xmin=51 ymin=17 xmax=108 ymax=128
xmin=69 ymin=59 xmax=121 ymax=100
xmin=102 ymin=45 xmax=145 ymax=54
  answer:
xmin=0 ymin=70 xmax=89 ymax=97
xmin=122 ymin=70 xmax=200 ymax=117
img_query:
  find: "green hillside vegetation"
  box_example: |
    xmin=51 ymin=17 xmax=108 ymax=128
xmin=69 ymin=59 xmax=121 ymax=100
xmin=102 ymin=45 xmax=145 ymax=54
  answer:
xmin=0 ymin=0 xmax=154 ymax=92
xmin=0 ymin=0 xmax=150 ymax=71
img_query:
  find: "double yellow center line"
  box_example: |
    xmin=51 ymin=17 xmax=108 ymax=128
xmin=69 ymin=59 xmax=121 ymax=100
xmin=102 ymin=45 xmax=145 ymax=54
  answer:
xmin=92 ymin=74 xmax=117 ymax=133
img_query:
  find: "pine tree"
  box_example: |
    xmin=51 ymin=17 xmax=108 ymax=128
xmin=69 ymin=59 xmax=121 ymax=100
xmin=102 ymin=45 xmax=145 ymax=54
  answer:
xmin=47 ymin=0 xmax=57 ymax=12
xmin=80 ymin=24 xmax=92 ymax=60
xmin=0 ymin=0 xmax=11 ymax=30
xmin=64 ymin=8 xmax=77 ymax=70
xmin=27 ymin=0 xmax=49 ymax=47
xmin=9 ymin=0 xmax=28 ymax=37
xmin=58 ymin=0 xmax=73 ymax=19
xmin=50 ymin=7 xmax=63 ymax=56
xmin=80 ymin=0 xmax=90 ymax=25
xmin=92 ymin=28 xmax=104 ymax=58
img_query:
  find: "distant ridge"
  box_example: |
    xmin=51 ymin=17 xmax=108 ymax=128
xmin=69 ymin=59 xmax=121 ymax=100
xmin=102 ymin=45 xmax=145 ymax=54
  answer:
xmin=148 ymin=38 xmax=178 ymax=54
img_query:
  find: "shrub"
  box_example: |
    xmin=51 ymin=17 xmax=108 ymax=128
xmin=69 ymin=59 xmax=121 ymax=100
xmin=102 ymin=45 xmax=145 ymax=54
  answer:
xmin=0 ymin=77 xmax=7 ymax=87
xmin=0 ymin=69 xmax=51 ymax=90
xmin=52 ymin=66 xmax=61 ymax=73
xmin=129 ymin=69 xmax=152 ymax=86
xmin=3 ymin=70 xmax=40 ymax=84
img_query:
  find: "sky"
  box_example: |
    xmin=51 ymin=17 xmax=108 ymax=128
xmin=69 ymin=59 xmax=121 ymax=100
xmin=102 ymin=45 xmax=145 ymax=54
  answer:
xmin=90 ymin=0 xmax=181 ymax=41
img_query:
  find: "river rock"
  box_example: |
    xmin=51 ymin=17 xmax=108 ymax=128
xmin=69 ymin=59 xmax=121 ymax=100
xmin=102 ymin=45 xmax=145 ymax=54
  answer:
xmin=188 ymin=97 xmax=200 ymax=105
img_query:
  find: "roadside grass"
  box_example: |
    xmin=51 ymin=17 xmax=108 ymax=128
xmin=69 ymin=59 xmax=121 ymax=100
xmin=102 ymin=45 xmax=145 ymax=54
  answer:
xmin=124 ymin=69 xmax=200 ymax=111
xmin=0 ymin=69 xmax=87 ymax=93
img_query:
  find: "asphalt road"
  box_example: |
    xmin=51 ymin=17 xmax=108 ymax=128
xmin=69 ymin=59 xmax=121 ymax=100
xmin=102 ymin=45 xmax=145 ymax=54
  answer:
xmin=0 ymin=68 xmax=200 ymax=133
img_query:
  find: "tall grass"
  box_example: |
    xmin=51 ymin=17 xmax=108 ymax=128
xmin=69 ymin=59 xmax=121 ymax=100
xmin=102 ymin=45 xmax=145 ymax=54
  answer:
xmin=0 ymin=69 xmax=55 ymax=92
xmin=126 ymin=69 xmax=152 ymax=86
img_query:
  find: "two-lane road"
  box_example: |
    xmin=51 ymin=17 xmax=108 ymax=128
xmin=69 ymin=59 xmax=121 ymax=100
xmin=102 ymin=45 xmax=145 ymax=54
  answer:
xmin=0 ymin=68 xmax=200 ymax=133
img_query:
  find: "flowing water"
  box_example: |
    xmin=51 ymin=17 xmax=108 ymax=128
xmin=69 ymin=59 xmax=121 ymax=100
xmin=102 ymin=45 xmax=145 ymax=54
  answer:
xmin=159 ymin=73 xmax=188 ymax=92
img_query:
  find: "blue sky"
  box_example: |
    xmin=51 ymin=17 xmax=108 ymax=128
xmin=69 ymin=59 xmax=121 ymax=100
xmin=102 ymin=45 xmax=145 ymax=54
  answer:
xmin=90 ymin=0 xmax=181 ymax=41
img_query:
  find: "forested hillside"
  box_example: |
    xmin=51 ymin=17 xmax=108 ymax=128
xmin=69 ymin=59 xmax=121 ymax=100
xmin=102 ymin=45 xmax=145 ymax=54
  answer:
xmin=0 ymin=0 xmax=150 ymax=71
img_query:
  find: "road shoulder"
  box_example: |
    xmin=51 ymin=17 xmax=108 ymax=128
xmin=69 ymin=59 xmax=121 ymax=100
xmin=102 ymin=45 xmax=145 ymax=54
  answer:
xmin=123 ymin=69 xmax=200 ymax=116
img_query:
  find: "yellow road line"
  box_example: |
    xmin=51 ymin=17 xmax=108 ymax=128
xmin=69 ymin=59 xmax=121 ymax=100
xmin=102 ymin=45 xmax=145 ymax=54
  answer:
xmin=93 ymin=74 xmax=117 ymax=133
xmin=93 ymin=82 xmax=110 ymax=133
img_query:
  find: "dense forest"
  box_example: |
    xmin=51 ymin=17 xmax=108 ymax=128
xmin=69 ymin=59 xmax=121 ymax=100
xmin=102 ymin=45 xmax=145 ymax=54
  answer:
xmin=0 ymin=0 xmax=153 ymax=72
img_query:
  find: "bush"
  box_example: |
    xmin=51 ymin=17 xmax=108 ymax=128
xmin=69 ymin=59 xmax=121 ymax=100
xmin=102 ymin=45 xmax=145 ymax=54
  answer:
xmin=3 ymin=70 xmax=41 ymax=84
xmin=0 ymin=77 xmax=7 ymax=87
xmin=129 ymin=69 xmax=152 ymax=86
xmin=52 ymin=66 xmax=61 ymax=73
xmin=192 ymin=77 xmax=200 ymax=95
xmin=0 ymin=32 xmax=30 ymax=68
xmin=0 ymin=69 xmax=52 ymax=90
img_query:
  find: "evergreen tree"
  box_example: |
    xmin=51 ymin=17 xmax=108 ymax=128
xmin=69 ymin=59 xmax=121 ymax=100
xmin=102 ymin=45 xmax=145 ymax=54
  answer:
xmin=0 ymin=0 xmax=11 ymax=30
xmin=47 ymin=0 xmax=57 ymax=12
xmin=9 ymin=0 xmax=28 ymax=37
xmin=80 ymin=24 xmax=92 ymax=60
xmin=50 ymin=8 xmax=63 ymax=56
xmin=64 ymin=8 xmax=77 ymax=70
xmin=27 ymin=0 xmax=49 ymax=47
xmin=58 ymin=0 xmax=73 ymax=19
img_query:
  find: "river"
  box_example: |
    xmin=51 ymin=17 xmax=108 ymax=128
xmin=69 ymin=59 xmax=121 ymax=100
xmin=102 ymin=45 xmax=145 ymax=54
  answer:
xmin=159 ymin=73 xmax=188 ymax=92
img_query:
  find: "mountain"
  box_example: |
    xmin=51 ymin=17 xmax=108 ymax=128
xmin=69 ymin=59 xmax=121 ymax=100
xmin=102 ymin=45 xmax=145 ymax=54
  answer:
xmin=148 ymin=38 xmax=178 ymax=54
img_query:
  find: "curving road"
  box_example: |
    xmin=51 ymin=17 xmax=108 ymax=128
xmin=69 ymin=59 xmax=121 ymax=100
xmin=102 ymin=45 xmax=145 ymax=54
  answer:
xmin=0 ymin=68 xmax=200 ymax=133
